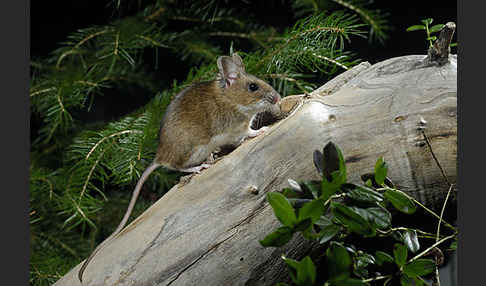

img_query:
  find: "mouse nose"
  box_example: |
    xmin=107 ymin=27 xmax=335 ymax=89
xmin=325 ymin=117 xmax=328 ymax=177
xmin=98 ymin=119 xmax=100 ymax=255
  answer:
xmin=272 ymin=92 xmax=281 ymax=104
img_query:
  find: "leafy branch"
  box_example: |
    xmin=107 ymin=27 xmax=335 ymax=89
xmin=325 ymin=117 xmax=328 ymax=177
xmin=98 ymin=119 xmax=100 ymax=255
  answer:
xmin=260 ymin=142 xmax=457 ymax=286
xmin=406 ymin=18 xmax=457 ymax=49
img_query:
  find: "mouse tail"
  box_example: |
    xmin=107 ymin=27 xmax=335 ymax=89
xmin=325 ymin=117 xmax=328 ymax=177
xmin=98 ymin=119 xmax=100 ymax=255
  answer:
xmin=78 ymin=161 xmax=162 ymax=283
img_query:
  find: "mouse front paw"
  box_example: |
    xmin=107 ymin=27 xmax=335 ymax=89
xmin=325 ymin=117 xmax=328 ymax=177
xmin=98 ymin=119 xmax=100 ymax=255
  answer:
xmin=247 ymin=126 xmax=269 ymax=138
xmin=181 ymin=163 xmax=211 ymax=174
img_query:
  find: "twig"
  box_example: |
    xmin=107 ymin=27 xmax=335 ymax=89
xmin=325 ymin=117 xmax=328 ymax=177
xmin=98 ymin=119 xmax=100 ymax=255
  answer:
xmin=145 ymin=7 xmax=166 ymax=22
xmin=362 ymin=275 xmax=392 ymax=283
xmin=433 ymin=183 xmax=455 ymax=285
xmin=408 ymin=234 xmax=456 ymax=263
xmin=378 ymin=187 xmax=456 ymax=232
xmin=377 ymin=227 xmax=436 ymax=238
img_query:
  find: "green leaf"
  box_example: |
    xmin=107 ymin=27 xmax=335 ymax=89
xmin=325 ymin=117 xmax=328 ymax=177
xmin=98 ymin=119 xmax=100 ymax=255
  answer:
xmin=414 ymin=277 xmax=427 ymax=286
xmin=374 ymin=157 xmax=387 ymax=186
xmin=421 ymin=18 xmax=433 ymax=25
xmin=450 ymin=42 xmax=458 ymax=47
xmin=365 ymin=179 xmax=372 ymax=187
xmin=331 ymin=168 xmax=347 ymax=187
xmin=321 ymin=142 xmax=341 ymax=181
xmin=400 ymin=274 xmax=413 ymax=286
xmin=406 ymin=25 xmax=426 ymax=32
xmin=331 ymin=203 xmax=376 ymax=237
xmin=283 ymin=257 xmax=299 ymax=284
xmin=302 ymin=227 xmax=320 ymax=240
xmin=392 ymin=230 xmax=404 ymax=242
xmin=283 ymin=256 xmax=317 ymax=286
xmin=293 ymin=218 xmax=312 ymax=232
xmin=332 ymin=278 xmax=367 ymax=286
xmin=298 ymin=198 xmax=325 ymax=224
xmin=283 ymin=188 xmax=300 ymax=198
xmin=426 ymin=36 xmax=437 ymax=41
xmin=393 ymin=243 xmax=408 ymax=267
xmin=315 ymin=215 xmax=333 ymax=228
xmin=403 ymin=230 xmax=420 ymax=253
xmin=353 ymin=264 xmax=368 ymax=278
xmin=326 ymin=242 xmax=352 ymax=280
xmin=297 ymin=256 xmax=317 ymax=285
xmin=302 ymin=181 xmax=321 ymax=199
xmin=287 ymin=179 xmax=303 ymax=192
xmin=429 ymin=24 xmax=445 ymax=33
xmin=313 ymin=149 xmax=323 ymax=175
xmin=354 ymin=253 xmax=375 ymax=278
xmin=345 ymin=245 xmax=357 ymax=255
xmin=319 ymin=224 xmax=341 ymax=244
xmin=320 ymin=142 xmax=347 ymax=201
xmin=283 ymin=256 xmax=300 ymax=271
xmin=358 ymin=253 xmax=375 ymax=265
xmin=365 ymin=207 xmax=391 ymax=229
xmin=403 ymin=259 xmax=436 ymax=277
xmin=346 ymin=185 xmax=384 ymax=203
xmin=267 ymin=192 xmax=297 ymax=226
xmin=375 ymin=251 xmax=394 ymax=266
xmin=321 ymin=179 xmax=341 ymax=201
xmin=259 ymin=226 xmax=293 ymax=247
xmin=449 ymin=240 xmax=457 ymax=251
xmin=384 ymin=190 xmax=416 ymax=214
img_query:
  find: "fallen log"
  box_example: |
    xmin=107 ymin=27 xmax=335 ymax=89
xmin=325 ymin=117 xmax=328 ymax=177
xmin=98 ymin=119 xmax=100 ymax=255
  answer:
xmin=54 ymin=30 xmax=457 ymax=286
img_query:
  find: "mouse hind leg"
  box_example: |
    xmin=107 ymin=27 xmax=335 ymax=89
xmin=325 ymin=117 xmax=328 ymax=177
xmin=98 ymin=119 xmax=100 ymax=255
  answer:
xmin=179 ymin=145 xmax=213 ymax=173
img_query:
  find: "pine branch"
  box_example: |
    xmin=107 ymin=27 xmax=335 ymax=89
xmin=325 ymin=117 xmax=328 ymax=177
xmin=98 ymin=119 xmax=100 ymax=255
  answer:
xmin=292 ymin=0 xmax=390 ymax=44
xmin=331 ymin=0 xmax=390 ymax=43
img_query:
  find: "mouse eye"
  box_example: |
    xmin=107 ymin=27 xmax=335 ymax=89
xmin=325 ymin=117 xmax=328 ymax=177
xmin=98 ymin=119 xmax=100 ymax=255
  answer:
xmin=248 ymin=83 xmax=259 ymax=92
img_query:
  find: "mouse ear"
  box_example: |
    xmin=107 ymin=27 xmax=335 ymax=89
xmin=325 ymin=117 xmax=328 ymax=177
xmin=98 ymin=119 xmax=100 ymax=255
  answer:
xmin=231 ymin=53 xmax=245 ymax=72
xmin=217 ymin=54 xmax=245 ymax=88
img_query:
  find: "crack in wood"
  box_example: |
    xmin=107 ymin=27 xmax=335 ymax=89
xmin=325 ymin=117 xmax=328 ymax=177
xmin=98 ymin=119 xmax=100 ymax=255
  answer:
xmin=421 ymin=130 xmax=451 ymax=187
xmin=228 ymin=199 xmax=268 ymax=231
xmin=113 ymin=221 xmax=168 ymax=285
xmin=165 ymin=231 xmax=238 ymax=286
xmin=263 ymin=176 xmax=280 ymax=193
xmin=429 ymin=131 xmax=456 ymax=140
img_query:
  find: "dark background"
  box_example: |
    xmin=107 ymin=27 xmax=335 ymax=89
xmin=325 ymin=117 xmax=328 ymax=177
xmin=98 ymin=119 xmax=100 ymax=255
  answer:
xmin=31 ymin=1 xmax=457 ymax=65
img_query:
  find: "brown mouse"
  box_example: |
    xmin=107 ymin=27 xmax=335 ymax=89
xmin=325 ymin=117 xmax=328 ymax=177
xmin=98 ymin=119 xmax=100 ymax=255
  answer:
xmin=78 ymin=53 xmax=281 ymax=283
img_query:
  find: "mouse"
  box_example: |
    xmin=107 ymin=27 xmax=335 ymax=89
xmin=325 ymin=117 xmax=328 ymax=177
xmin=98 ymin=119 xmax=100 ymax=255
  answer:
xmin=78 ymin=52 xmax=281 ymax=283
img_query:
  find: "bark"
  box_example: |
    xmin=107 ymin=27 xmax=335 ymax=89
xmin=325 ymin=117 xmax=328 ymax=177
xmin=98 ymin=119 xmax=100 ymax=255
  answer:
xmin=54 ymin=52 xmax=457 ymax=286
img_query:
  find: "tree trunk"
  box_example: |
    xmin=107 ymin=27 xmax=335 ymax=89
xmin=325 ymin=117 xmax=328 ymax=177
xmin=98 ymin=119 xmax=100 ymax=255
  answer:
xmin=54 ymin=53 xmax=457 ymax=286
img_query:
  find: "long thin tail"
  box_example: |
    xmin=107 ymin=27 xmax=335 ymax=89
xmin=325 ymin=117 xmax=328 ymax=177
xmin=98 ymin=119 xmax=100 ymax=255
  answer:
xmin=78 ymin=162 xmax=161 ymax=283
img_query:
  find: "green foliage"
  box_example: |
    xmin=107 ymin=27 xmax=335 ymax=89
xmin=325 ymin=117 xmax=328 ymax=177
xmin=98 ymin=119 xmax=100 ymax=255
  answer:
xmin=260 ymin=142 xmax=457 ymax=285
xmin=31 ymin=1 xmax=393 ymax=284
xmin=326 ymin=242 xmax=352 ymax=281
xmin=406 ymin=18 xmax=457 ymax=48
xmin=403 ymin=259 xmax=436 ymax=277
xmin=393 ymin=243 xmax=408 ymax=268
xmin=383 ymin=189 xmax=416 ymax=214
xmin=292 ymin=0 xmax=390 ymax=44
xmin=374 ymin=251 xmax=394 ymax=266
xmin=267 ymin=192 xmax=298 ymax=227
xmin=283 ymin=256 xmax=317 ymax=286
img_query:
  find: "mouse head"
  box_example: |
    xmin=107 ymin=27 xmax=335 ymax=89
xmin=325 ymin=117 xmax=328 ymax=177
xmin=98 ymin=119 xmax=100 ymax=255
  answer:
xmin=217 ymin=53 xmax=281 ymax=114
